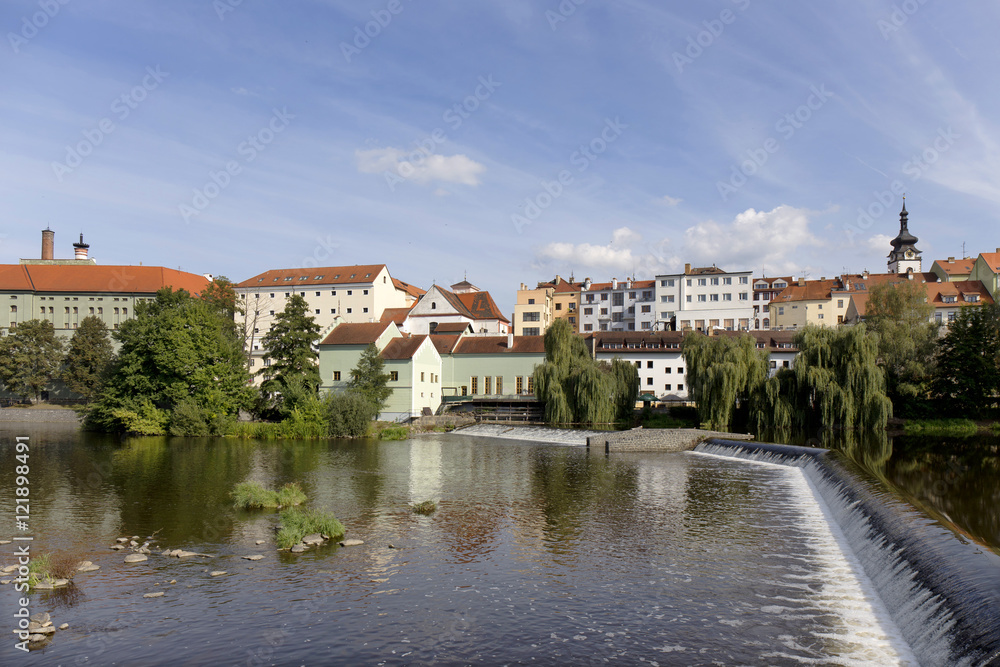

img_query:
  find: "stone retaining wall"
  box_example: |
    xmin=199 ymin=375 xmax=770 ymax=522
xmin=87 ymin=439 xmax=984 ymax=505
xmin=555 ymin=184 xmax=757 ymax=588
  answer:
xmin=410 ymin=414 xmax=476 ymax=429
xmin=0 ymin=408 xmax=82 ymax=423
xmin=587 ymin=427 xmax=752 ymax=453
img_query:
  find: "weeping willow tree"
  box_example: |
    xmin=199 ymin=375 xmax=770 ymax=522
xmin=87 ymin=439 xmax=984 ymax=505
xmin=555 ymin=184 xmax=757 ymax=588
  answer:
xmin=532 ymin=320 xmax=639 ymax=425
xmin=755 ymin=325 xmax=892 ymax=432
xmin=683 ymin=332 xmax=770 ymax=430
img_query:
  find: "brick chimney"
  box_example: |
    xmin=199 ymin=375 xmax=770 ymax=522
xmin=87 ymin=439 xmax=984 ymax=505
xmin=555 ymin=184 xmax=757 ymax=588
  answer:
xmin=684 ymin=263 xmax=692 ymax=275
xmin=73 ymin=233 xmax=90 ymax=260
xmin=41 ymin=228 xmax=54 ymax=260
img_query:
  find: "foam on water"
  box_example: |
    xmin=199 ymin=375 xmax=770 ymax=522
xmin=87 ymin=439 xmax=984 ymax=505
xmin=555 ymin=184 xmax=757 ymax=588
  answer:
xmin=454 ymin=423 xmax=604 ymax=446
xmin=696 ymin=440 xmax=1000 ymax=667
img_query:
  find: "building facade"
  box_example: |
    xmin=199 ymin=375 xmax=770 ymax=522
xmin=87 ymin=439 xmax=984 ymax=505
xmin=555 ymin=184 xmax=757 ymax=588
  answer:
xmin=654 ymin=265 xmax=753 ymax=332
xmin=578 ymin=277 xmax=656 ymax=333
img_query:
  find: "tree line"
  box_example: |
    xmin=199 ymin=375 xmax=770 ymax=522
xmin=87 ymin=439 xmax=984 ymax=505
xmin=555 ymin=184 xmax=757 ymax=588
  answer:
xmin=0 ymin=281 xmax=392 ymax=437
xmin=683 ymin=281 xmax=1000 ymax=432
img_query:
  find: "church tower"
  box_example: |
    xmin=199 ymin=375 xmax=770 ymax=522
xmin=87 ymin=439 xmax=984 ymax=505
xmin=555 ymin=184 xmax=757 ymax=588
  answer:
xmin=887 ymin=199 xmax=922 ymax=274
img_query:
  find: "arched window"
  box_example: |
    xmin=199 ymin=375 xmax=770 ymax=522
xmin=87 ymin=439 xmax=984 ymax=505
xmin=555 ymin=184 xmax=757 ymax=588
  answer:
xmin=431 ymin=302 xmax=436 ymax=310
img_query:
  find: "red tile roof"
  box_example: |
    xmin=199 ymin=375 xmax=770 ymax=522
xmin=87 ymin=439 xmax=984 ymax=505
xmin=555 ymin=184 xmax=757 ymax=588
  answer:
xmin=771 ymin=279 xmax=839 ymax=303
xmin=238 ymin=265 xmax=387 ymax=288
xmin=925 ymin=281 xmax=994 ymax=306
xmin=455 ymin=291 xmax=510 ymax=323
xmin=380 ymin=335 xmax=428 ymax=360
xmin=932 ymin=258 xmax=976 ymax=275
xmin=392 ymin=277 xmax=426 ymax=298
xmin=432 ymin=322 xmax=472 ymax=333
xmin=980 ymin=252 xmax=1000 ymax=273
xmin=380 ymin=306 xmax=413 ymax=325
xmin=0 ymin=264 xmax=209 ymax=295
xmin=430 ymin=335 xmax=461 ymax=354
xmin=319 ymin=321 xmax=393 ymax=346
xmin=453 ymin=336 xmax=545 ymax=354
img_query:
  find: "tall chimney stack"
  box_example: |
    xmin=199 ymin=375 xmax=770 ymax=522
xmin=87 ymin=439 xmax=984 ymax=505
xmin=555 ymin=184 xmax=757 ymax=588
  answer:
xmin=73 ymin=233 xmax=90 ymax=260
xmin=41 ymin=228 xmax=54 ymax=260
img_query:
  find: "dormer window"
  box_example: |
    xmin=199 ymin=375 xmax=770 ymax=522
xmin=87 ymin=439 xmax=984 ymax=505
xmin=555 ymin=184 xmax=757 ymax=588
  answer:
xmin=942 ymin=295 xmax=957 ymax=304
xmin=964 ymin=294 xmax=980 ymax=303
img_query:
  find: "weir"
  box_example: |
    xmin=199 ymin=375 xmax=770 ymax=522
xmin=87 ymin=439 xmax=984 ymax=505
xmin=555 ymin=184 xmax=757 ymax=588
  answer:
xmin=697 ymin=438 xmax=1000 ymax=667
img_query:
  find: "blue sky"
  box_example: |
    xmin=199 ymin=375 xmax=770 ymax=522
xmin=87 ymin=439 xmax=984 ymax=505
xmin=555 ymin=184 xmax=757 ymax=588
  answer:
xmin=2 ymin=1 xmax=999 ymax=316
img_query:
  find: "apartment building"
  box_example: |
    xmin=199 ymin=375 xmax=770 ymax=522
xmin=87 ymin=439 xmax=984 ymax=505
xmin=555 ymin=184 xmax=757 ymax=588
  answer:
xmin=1 ymin=230 xmax=210 ymax=339
xmin=235 ymin=264 xmax=424 ymax=375
xmin=577 ymin=277 xmax=656 ymax=333
xmin=654 ymin=265 xmax=753 ymax=332
xmin=751 ymin=276 xmax=792 ymax=330
xmin=513 ymin=275 xmax=583 ymax=335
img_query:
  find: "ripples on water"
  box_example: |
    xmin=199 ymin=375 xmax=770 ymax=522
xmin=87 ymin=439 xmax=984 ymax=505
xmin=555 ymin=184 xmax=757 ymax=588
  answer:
xmin=0 ymin=425 xmax=917 ymax=665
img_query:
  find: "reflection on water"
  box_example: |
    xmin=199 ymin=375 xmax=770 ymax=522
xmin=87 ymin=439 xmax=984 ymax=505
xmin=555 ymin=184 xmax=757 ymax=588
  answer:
xmin=759 ymin=427 xmax=1000 ymax=553
xmin=0 ymin=424 xmax=914 ymax=665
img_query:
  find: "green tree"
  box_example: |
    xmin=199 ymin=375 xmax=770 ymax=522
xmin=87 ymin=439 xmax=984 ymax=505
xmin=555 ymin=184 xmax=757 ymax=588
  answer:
xmin=0 ymin=319 xmax=64 ymax=403
xmin=259 ymin=294 xmax=321 ymax=411
xmin=931 ymin=304 xmax=1000 ymax=416
xmin=865 ymin=280 xmax=939 ymax=413
xmin=757 ymin=325 xmax=892 ymax=432
xmin=347 ymin=343 xmax=392 ymax=416
xmin=683 ymin=332 xmax=769 ymax=430
xmin=532 ymin=319 xmax=638 ymax=425
xmin=85 ymin=288 xmax=253 ymax=434
xmin=61 ymin=315 xmax=113 ymax=401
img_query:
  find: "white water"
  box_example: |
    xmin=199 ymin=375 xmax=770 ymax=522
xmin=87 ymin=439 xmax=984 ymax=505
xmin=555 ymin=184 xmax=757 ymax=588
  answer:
xmin=454 ymin=423 xmax=605 ymax=446
xmin=696 ymin=443 xmax=968 ymax=667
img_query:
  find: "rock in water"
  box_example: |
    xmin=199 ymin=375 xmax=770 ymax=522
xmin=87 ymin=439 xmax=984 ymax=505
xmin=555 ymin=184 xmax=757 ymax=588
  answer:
xmin=301 ymin=533 xmax=324 ymax=546
xmin=59 ymin=623 xmax=68 ymax=630
xmin=30 ymin=613 xmax=50 ymax=624
xmin=255 ymin=540 xmax=266 ymax=545
xmin=143 ymin=591 xmax=164 ymax=598
xmin=78 ymin=564 xmax=100 ymax=573
xmin=116 ymin=537 xmax=129 ymax=544
xmin=289 ymin=544 xmax=308 ymax=553
xmin=124 ymin=553 xmax=148 ymax=563
xmin=242 ymin=555 xmax=264 ymax=561
xmin=210 ymin=571 xmax=227 ymax=577
xmin=340 ymin=539 xmax=364 ymax=547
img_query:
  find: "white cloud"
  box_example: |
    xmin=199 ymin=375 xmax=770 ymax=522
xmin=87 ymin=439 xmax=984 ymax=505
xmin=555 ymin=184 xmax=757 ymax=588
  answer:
xmin=355 ymin=147 xmax=485 ymax=187
xmin=866 ymin=233 xmax=893 ymax=254
xmin=231 ymin=87 xmax=249 ymax=96
xmin=658 ymin=195 xmax=682 ymax=206
xmin=682 ymin=205 xmax=821 ymax=275
xmin=533 ymin=206 xmax=823 ymax=278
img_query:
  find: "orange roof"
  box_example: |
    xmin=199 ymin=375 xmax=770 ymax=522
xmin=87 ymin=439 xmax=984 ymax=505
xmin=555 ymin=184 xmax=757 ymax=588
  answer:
xmin=686 ymin=266 xmax=727 ymax=275
xmin=380 ymin=335 xmax=428 ymax=360
xmin=932 ymin=258 xmax=976 ymax=275
xmin=0 ymin=264 xmax=209 ymax=295
xmin=453 ymin=336 xmax=545 ymax=355
xmin=925 ymin=281 xmax=994 ymax=306
xmin=980 ymin=252 xmax=1000 ymax=273
xmin=585 ymin=280 xmax=655 ymax=291
xmin=430 ymin=335 xmax=461 ymax=354
xmin=392 ymin=277 xmax=426 ymax=298
xmin=455 ymin=291 xmax=510 ymax=323
xmin=319 ymin=321 xmax=393 ymax=346
xmin=238 ymin=264 xmax=387 ymax=288
xmin=849 ymin=292 xmax=870 ymax=318
xmin=771 ymin=279 xmax=839 ymax=303
xmin=432 ymin=322 xmax=472 ymax=333
xmin=380 ymin=306 xmax=413 ymax=325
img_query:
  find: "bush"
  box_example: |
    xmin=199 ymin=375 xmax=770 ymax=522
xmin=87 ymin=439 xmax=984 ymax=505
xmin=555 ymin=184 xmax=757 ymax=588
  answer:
xmin=327 ymin=392 xmax=377 ymax=438
xmin=232 ymin=481 xmax=306 ymax=509
xmin=169 ymin=397 xmax=211 ymax=436
xmin=903 ymin=418 xmax=979 ymax=436
xmin=412 ymin=500 xmax=437 ymax=515
xmin=379 ymin=426 xmax=408 ymax=440
xmin=104 ymin=398 xmax=169 ymax=435
xmin=276 ymin=507 xmax=345 ymax=549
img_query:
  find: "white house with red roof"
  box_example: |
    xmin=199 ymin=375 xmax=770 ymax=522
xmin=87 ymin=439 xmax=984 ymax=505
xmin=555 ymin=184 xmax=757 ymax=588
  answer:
xmin=402 ymin=281 xmax=510 ymax=336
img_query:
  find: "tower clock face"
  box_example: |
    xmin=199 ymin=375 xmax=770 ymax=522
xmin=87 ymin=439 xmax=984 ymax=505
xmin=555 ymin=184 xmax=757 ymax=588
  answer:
xmin=905 ymin=250 xmax=914 ymax=259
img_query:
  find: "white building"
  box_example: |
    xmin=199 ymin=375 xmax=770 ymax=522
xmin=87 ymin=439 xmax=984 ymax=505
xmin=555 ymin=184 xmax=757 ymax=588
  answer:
xmin=589 ymin=331 xmax=689 ymax=400
xmin=751 ymin=276 xmax=792 ymax=330
xmin=235 ymin=264 xmax=424 ymax=378
xmin=654 ymin=264 xmax=753 ymax=332
xmin=577 ymin=278 xmax=656 ymax=333
xmin=402 ymin=282 xmax=511 ymax=336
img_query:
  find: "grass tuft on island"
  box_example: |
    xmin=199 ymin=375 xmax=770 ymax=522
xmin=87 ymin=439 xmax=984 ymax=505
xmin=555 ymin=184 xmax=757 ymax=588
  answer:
xmin=903 ymin=418 xmax=980 ymax=436
xmin=276 ymin=507 xmax=345 ymax=549
xmin=412 ymin=500 xmax=437 ymax=515
xmin=378 ymin=425 xmax=409 ymax=440
xmin=232 ymin=481 xmax=307 ymax=510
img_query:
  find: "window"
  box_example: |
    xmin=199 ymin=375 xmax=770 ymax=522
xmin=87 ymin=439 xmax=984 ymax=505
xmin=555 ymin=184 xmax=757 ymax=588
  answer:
xmin=586 ymin=294 xmax=594 ymax=303
xmin=270 ymin=293 xmax=275 ymax=298
xmin=818 ymin=314 xmax=824 ymax=319
xmin=89 ymin=307 xmax=94 ymax=315
xmin=527 ymin=376 xmax=534 ymax=393
xmin=431 ymin=302 xmax=437 ymax=309
xmin=677 ymin=384 xmax=684 ymax=391
xmin=698 ymin=279 xmax=707 ymax=286
xmin=300 ymin=292 xmax=306 ymax=297
xmin=363 ymin=307 xmax=369 ymax=313
xmin=285 ymin=292 xmax=290 ymax=297
xmin=484 ymin=376 xmax=492 ymax=394
xmin=697 ymin=295 xmax=706 ymax=302
xmin=316 ymin=292 xmax=321 ymax=297
xmin=665 ymin=367 xmax=672 ymax=374
xmin=527 ymin=298 xmax=535 ymax=304
xmin=661 ymin=279 xmax=674 ymax=287
xmin=837 ymin=299 xmax=844 ymax=308
xmin=643 ymin=291 xmax=652 ymax=299
xmin=516 ymin=376 xmax=523 ymax=394
xmin=363 ymin=289 xmax=369 ymax=295
xmin=711 ymin=278 xmax=719 ymax=286
xmin=739 ymin=293 xmax=748 ymax=301
xmin=647 ymin=377 xmax=654 ymax=385
xmin=739 ymin=277 xmax=749 ymax=284
xmin=346 ymin=308 xmax=352 ymax=314
xmin=948 ymin=312 xmax=956 ymax=322
xmin=686 ymin=296 xmax=692 ymax=302
xmin=346 ymin=290 xmax=352 ymax=296
xmin=496 ymin=377 xmax=503 ymax=394
xmin=646 ymin=361 xmax=653 ymax=368
xmin=583 ymin=323 xmax=593 ymax=331
xmin=723 ymin=294 xmax=732 ymax=301
xmin=601 ymin=308 xmax=608 ymax=315
xmin=420 ymin=372 xmax=425 ymax=382
xmin=723 ymin=277 xmax=732 ymax=285
xmin=677 ymin=367 xmax=683 ymax=374
xmin=584 ymin=307 xmax=593 ymax=315
xmin=471 ymin=376 xmax=478 ymax=394
xmin=555 ymin=303 xmax=562 ymax=310
xmin=315 ymin=309 xmax=320 ymax=314
xmin=523 ymin=312 xmax=540 ymax=322
xmin=523 ymin=327 xmax=540 ymax=336
xmin=641 ymin=305 xmax=651 ymax=313
xmin=778 ymin=307 xmax=785 ymax=315
xmin=333 ymin=371 xmax=341 ymax=381
xmin=665 ymin=384 xmax=671 ymax=391
xmin=389 ymin=371 xmax=398 ymax=381
xmin=710 ymin=294 xmax=719 ymax=302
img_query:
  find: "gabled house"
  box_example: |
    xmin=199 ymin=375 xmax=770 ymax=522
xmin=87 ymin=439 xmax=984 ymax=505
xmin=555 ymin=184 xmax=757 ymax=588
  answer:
xmin=403 ymin=282 xmax=510 ymax=335
xmin=969 ymin=249 xmax=1000 ymax=301
xmin=931 ymin=257 xmax=976 ymax=283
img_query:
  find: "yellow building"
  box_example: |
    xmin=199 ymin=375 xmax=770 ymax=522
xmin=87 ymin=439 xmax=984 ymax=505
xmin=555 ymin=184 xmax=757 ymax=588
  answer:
xmin=513 ymin=275 xmax=582 ymax=335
